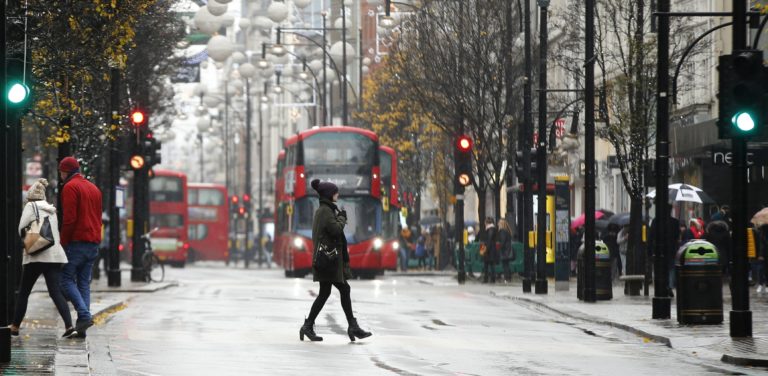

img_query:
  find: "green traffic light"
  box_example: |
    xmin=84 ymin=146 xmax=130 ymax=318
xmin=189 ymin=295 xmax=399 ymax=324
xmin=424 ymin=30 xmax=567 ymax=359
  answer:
xmin=7 ymin=82 xmax=29 ymax=104
xmin=731 ymin=111 xmax=756 ymax=132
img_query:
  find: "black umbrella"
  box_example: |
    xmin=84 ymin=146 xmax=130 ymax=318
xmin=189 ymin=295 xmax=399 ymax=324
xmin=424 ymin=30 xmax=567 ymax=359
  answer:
xmin=608 ymin=212 xmax=631 ymax=227
xmin=595 ymin=218 xmax=610 ymax=232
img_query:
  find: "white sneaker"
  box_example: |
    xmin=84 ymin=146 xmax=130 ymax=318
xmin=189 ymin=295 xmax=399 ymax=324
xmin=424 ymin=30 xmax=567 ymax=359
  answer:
xmin=757 ymin=285 xmax=764 ymax=293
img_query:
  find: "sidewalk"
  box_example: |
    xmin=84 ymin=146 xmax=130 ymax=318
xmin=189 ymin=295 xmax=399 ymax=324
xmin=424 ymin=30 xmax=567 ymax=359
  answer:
xmin=484 ymin=278 xmax=768 ymax=368
xmin=0 ymin=269 xmax=176 ymax=375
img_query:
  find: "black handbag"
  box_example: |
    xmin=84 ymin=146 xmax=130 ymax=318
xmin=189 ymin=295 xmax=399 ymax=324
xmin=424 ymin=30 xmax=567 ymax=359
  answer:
xmin=314 ymin=240 xmax=340 ymax=271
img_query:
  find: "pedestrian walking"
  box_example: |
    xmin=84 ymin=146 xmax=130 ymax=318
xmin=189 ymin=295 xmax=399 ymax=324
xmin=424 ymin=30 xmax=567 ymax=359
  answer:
xmin=705 ymin=220 xmax=730 ymax=277
xmin=603 ymin=224 xmax=621 ymax=280
xmin=415 ymin=230 xmax=428 ymax=270
xmin=8 ymin=179 xmax=75 ymax=338
xmin=300 ymin=179 xmax=371 ymax=342
xmin=754 ymin=224 xmax=768 ymax=293
xmin=398 ymin=225 xmax=411 ymax=272
xmin=711 ymin=205 xmax=732 ymax=229
xmin=425 ymin=227 xmax=435 ymax=270
xmin=497 ymin=219 xmax=514 ymax=282
xmin=481 ymin=217 xmax=498 ymax=283
xmin=58 ymin=157 xmax=103 ymax=338
xmin=617 ymin=225 xmax=629 ymax=276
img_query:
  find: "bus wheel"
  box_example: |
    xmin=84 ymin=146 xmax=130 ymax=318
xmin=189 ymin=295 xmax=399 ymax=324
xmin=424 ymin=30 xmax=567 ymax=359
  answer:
xmin=284 ymin=269 xmax=294 ymax=278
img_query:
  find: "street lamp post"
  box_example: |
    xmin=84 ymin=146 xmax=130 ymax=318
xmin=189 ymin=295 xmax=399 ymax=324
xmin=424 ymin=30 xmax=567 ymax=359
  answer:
xmin=341 ymin=2 xmax=349 ymax=125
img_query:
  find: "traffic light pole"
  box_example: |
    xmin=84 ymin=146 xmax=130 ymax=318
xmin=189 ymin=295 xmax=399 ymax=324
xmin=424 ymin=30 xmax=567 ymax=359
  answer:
xmin=652 ymin=0 xmax=672 ymax=319
xmin=107 ymin=67 xmax=121 ymax=287
xmin=730 ymin=0 xmax=752 ymax=338
xmin=131 ymin=124 xmax=148 ymax=282
xmin=521 ymin=0 xmax=533 ymax=294
xmin=583 ymin=0 xmax=597 ymax=303
xmin=535 ymin=0 xmax=549 ymax=295
xmin=0 ymin=0 xmax=10 ymax=361
xmin=455 ymin=180 xmax=466 ymax=285
xmin=245 ymin=78 xmax=253 ymax=268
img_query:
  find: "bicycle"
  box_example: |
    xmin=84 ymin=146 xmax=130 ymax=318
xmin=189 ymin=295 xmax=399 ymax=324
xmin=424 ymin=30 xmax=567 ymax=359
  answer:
xmin=140 ymin=228 xmax=165 ymax=283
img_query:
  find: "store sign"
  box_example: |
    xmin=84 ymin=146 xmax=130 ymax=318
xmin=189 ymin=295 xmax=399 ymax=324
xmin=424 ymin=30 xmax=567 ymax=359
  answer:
xmin=711 ymin=148 xmax=768 ymax=166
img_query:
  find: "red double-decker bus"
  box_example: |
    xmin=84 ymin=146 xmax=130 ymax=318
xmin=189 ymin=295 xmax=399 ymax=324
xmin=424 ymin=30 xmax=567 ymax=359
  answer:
xmin=148 ymin=169 xmax=189 ymax=267
xmin=379 ymin=146 xmax=400 ymax=272
xmin=275 ymin=126 xmax=384 ymax=278
xmin=187 ymin=183 xmax=228 ymax=262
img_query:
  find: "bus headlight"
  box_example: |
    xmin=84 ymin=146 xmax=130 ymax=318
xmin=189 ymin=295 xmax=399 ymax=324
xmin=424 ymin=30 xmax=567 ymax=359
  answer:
xmin=293 ymin=237 xmax=304 ymax=250
xmin=392 ymin=241 xmax=399 ymax=250
xmin=373 ymin=238 xmax=383 ymax=250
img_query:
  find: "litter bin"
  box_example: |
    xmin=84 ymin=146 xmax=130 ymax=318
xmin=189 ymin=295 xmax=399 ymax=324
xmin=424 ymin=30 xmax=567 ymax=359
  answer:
xmin=577 ymin=241 xmax=613 ymax=301
xmin=675 ymin=240 xmax=723 ymax=325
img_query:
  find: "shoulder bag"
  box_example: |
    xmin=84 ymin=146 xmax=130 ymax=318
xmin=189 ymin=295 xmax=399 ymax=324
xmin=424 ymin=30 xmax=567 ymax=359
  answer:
xmin=22 ymin=203 xmax=55 ymax=255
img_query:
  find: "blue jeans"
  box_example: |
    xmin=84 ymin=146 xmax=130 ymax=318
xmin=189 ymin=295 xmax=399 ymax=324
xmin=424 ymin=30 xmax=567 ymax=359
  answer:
xmin=61 ymin=242 xmax=99 ymax=323
xmin=399 ymin=248 xmax=409 ymax=271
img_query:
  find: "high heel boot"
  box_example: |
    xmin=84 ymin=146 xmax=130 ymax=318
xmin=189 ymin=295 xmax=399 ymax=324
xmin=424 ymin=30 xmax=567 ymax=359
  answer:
xmin=299 ymin=318 xmax=323 ymax=341
xmin=347 ymin=318 xmax=372 ymax=342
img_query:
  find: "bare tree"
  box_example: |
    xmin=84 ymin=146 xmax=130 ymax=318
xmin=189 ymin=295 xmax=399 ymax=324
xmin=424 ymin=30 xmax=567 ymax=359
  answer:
xmin=389 ymin=0 xmax=525 ymax=226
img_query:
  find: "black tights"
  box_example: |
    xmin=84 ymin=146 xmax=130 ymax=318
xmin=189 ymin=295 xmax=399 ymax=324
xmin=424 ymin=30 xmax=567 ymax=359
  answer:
xmin=14 ymin=262 xmax=73 ymax=328
xmin=307 ymin=281 xmax=354 ymax=324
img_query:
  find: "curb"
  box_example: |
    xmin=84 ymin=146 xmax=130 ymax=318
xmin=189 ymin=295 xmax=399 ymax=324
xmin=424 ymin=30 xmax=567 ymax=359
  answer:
xmin=90 ymin=280 xmax=179 ymax=293
xmin=494 ymin=291 xmax=768 ymax=370
xmin=490 ymin=291 xmax=673 ymax=347
xmin=54 ymin=300 xmax=129 ymax=376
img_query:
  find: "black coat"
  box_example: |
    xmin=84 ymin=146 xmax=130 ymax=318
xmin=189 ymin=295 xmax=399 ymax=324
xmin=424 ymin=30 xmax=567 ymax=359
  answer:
xmin=498 ymin=228 xmax=513 ymax=261
xmin=705 ymin=220 xmax=730 ymax=265
xmin=483 ymin=226 xmax=499 ymax=263
xmin=312 ymin=198 xmax=350 ymax=282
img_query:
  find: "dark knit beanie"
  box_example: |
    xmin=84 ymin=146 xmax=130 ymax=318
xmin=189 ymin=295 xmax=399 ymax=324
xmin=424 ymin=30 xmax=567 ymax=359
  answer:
xmin=311 ymin=179 xmax=338 ymax=200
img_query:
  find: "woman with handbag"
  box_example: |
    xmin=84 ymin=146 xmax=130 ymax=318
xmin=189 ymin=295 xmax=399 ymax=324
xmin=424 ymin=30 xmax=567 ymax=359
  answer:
xmin=299 ymin=179 xmax=372 ymax=342
xmin=8 ymin=179 xmax=75 ymax=338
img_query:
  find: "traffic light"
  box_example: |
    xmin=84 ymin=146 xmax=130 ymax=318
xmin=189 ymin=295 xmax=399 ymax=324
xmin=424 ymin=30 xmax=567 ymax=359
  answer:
xmin=129 ymin=155 xmax=145 ymax=170
xmin=455 ymin=135 xmax=473 ymax=187
xmin=6 ymin=52 xmax=31 ymax=108
xmin=238 ymin=206 xmax=246 ymax=217
xmin=717 ymin=50 xmax=767 ymax=139
xmin=143 ymin=136 xmax=162 ymax=167
xmin=131 ymin=108 xmax=147 ymax=127
xmin=515 ymin=149 xmax=537 ymax=184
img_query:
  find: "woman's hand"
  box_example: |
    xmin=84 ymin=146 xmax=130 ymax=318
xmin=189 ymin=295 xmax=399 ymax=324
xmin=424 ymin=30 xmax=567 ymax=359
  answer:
xmin=344 ymin=262 xmax=353 ymax=280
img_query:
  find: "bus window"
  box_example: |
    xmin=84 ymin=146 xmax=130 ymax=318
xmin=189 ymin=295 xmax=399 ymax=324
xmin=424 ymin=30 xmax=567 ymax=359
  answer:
xmin=197 ymin=189 xmax=224 ymax=206
xmin=150 ymin=213 xmax=184 ymax=228
xmin=188 ymin=224 xmax=209 ymax=240
xmin=294 ymin=197 xmax=319 ymax=238
xmin=150 ymin=176 xmax=184 ymax=202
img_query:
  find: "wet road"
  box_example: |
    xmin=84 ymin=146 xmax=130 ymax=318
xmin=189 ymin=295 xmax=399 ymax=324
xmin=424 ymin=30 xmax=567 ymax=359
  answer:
xmin=88 ymin=264 xmax=743 ymax=375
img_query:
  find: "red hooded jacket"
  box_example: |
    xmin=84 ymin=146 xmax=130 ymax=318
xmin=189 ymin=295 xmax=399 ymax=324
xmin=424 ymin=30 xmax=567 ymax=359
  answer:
xmin=60 ymin=174 xmax=103 ymax=246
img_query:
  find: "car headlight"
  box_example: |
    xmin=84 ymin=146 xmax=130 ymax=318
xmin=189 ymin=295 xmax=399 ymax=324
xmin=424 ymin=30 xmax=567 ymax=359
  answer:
xmin=373 ymin=238 xmax=383 ymax=250
xmin=392 ymin=241 xmax=399 ymax=250
xmin=293 ymin=237 xmax=304 ymax=249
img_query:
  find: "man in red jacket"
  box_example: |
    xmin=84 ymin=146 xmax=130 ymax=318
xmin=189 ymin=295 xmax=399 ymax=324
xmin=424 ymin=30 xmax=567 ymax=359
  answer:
xmin=58 ymin=156 xmax=102 ymax=338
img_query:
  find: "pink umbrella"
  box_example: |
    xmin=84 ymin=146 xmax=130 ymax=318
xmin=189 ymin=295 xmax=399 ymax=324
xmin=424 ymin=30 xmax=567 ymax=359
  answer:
xmin=571 ymin=211 xmax=605 ymax=230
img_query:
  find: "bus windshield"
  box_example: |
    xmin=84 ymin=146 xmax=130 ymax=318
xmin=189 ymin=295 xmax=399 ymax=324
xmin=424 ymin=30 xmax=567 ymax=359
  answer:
xmin=302 ymin=133 xmax=376 ymax=192
xmin=150 ymin=176 xmax=184 ymax=202
xmin=294 ymin=196 xmax=382 ymax=244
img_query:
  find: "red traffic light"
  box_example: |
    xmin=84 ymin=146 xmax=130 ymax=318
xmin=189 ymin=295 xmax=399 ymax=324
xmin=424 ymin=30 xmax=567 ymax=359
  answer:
xmin=238 ymin=206 xmax=245 ymax=216
xmin=131 ymin=109 xmax=146 ymax=126
xmin=130 ymin=155 xmax=145 ymax=170
xmin=231 ymin=195 xmax=239 ymax=204
xmin=457 ymin=135 xmax=472 ymax=152
xmin=243 ymin=194 xmax=250 ymax=202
